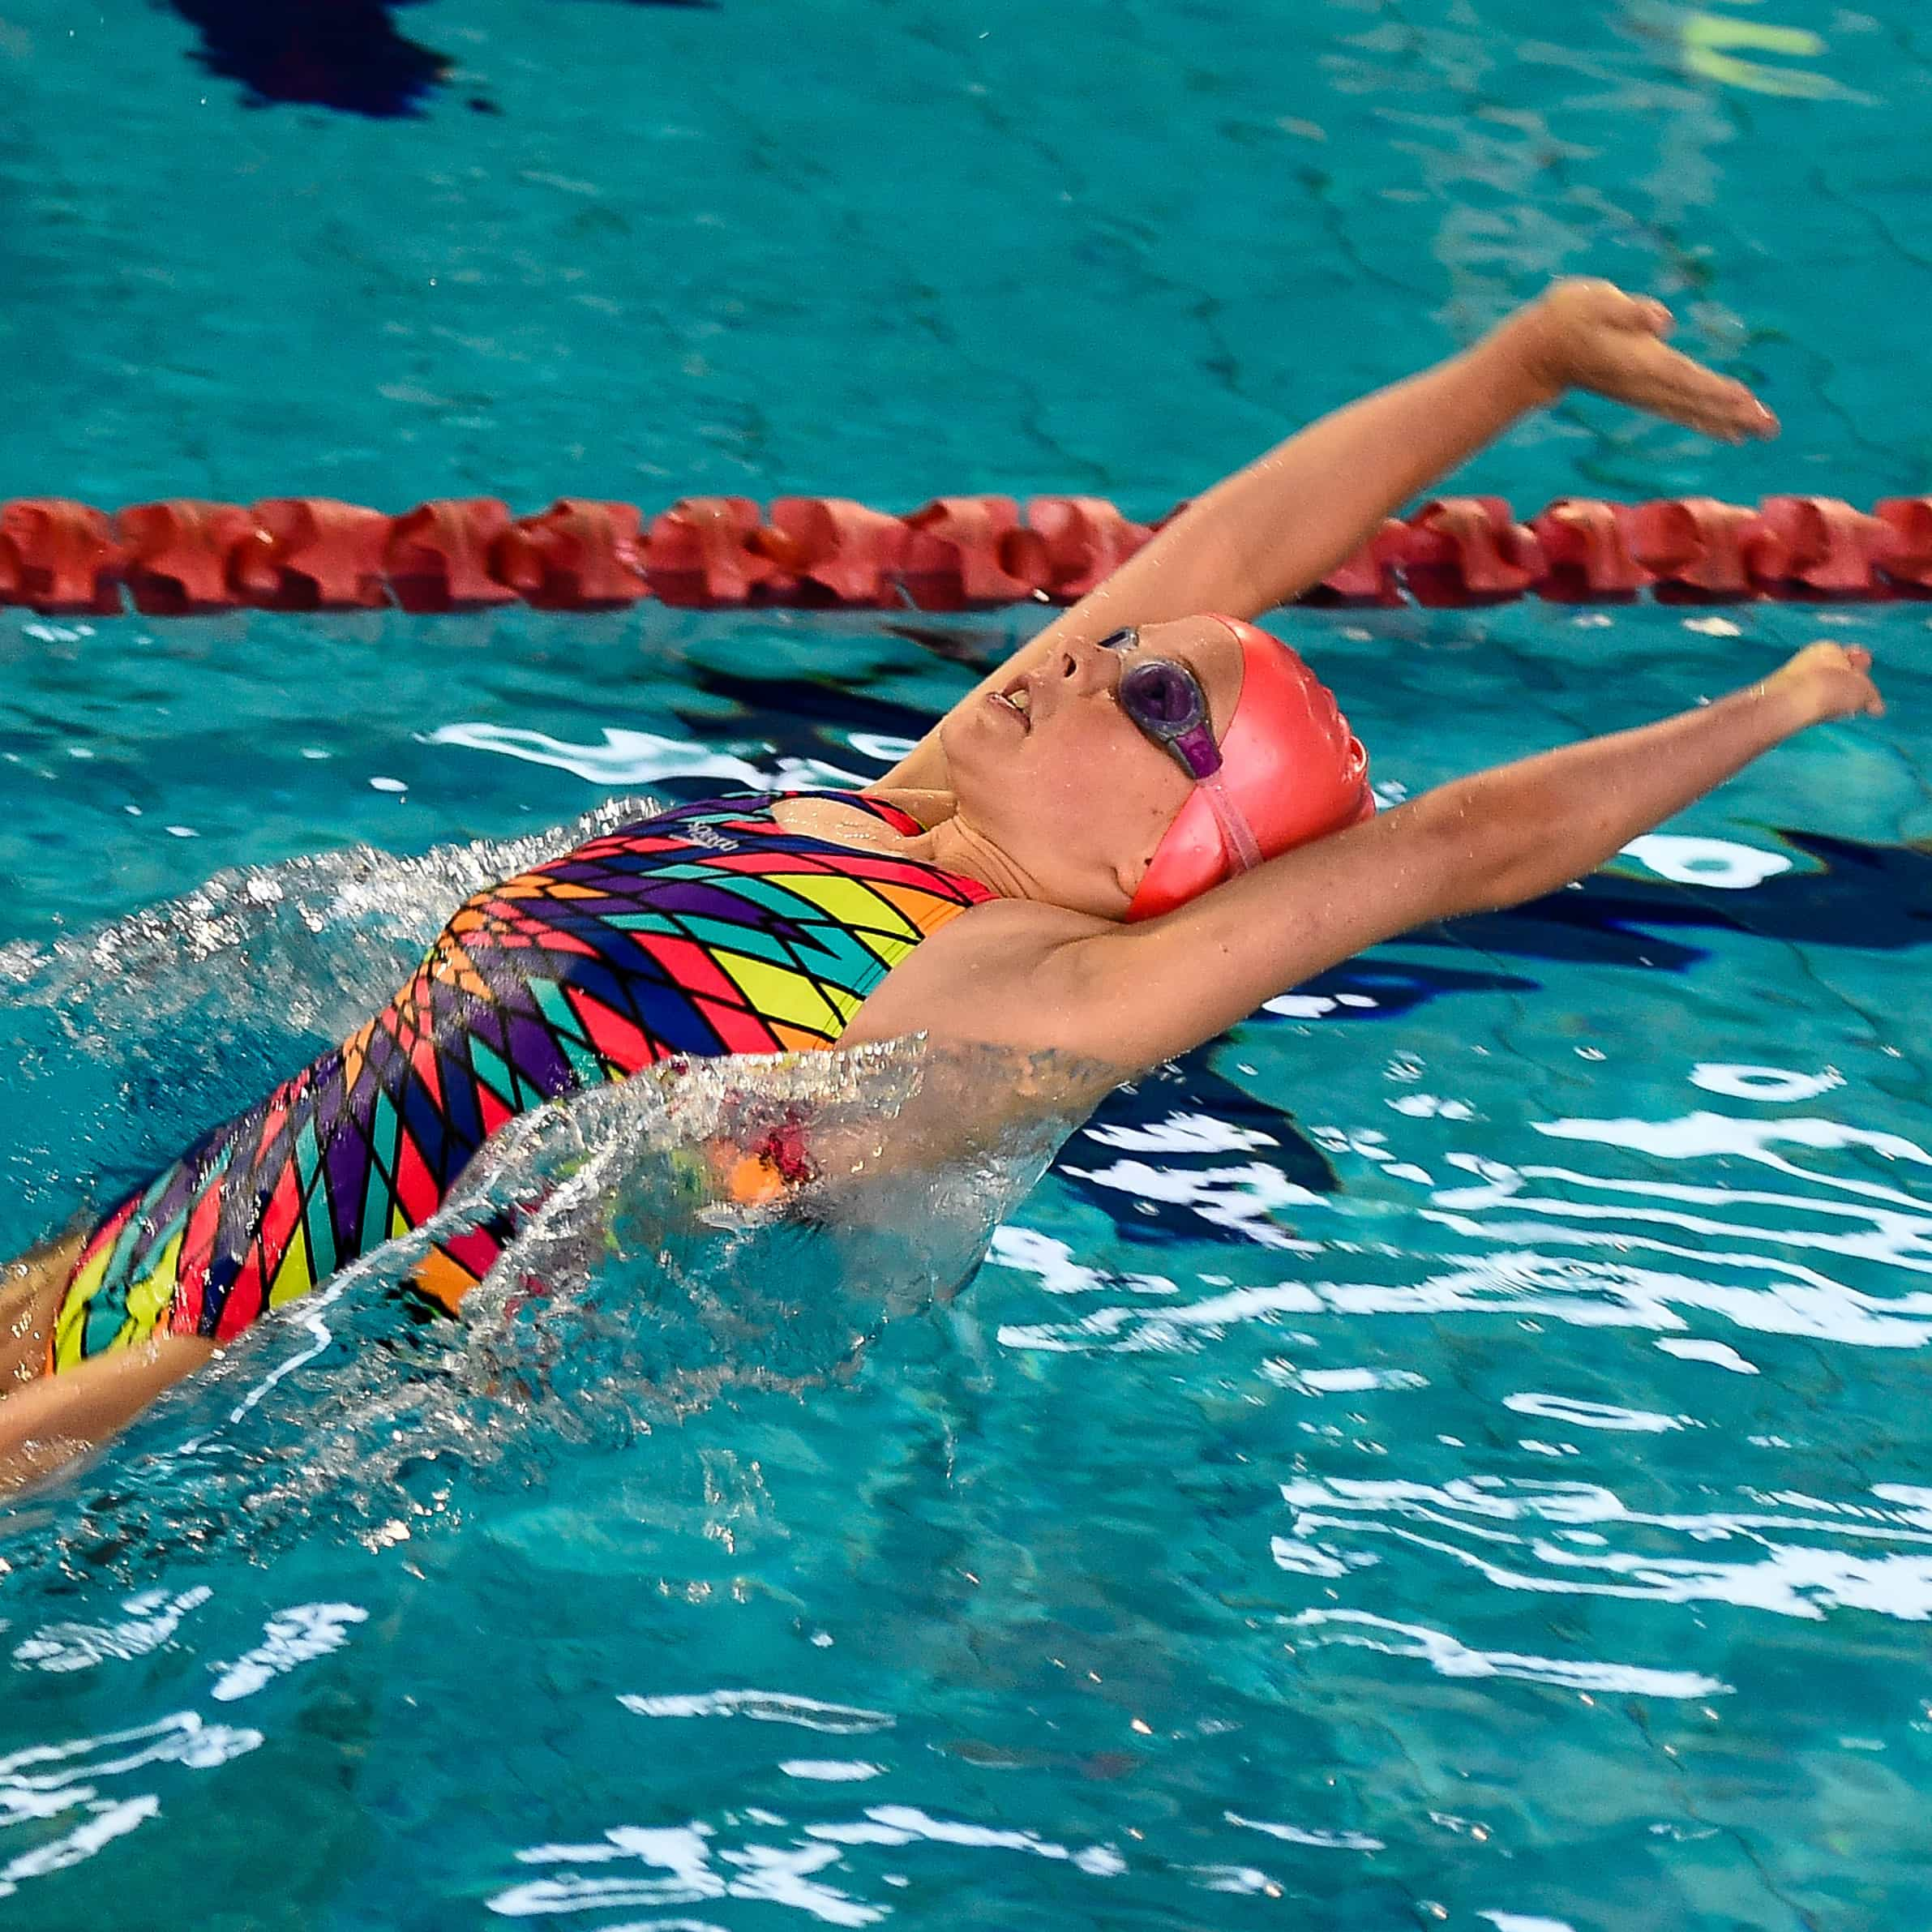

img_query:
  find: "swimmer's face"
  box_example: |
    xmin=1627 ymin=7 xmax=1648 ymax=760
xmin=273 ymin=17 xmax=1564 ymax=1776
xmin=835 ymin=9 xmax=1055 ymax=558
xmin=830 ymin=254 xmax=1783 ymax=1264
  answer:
xmin=942 ymin=614 xmax=1245 ymax=917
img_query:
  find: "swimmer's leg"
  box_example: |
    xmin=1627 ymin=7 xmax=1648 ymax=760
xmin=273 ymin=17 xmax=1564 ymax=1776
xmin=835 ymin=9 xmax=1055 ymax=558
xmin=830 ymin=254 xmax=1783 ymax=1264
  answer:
xmin=0 ymin=1234 xmax=84 ymax=1391
xmin=0 ymin=1330 xmax=214 ymax=1490
xmin=0 ymin=1232 xmax=212 ymax=1490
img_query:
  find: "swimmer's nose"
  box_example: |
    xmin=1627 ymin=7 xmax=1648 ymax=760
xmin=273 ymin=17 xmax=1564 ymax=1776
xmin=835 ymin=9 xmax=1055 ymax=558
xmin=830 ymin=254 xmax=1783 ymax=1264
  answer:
xmin=1067 ymin=639 xmax=1129 ymax=698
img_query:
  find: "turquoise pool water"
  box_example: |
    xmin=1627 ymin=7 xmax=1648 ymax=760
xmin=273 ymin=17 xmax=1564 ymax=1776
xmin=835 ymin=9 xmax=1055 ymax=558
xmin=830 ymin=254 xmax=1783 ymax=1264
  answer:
xmin=6 ymin=2 xmax=1932 ymax=1927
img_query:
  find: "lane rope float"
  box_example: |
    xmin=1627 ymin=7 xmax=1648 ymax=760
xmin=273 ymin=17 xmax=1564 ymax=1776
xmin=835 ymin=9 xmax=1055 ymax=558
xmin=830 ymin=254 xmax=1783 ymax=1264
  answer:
xmin=4 ymin=491 xmax=1930 ymax=617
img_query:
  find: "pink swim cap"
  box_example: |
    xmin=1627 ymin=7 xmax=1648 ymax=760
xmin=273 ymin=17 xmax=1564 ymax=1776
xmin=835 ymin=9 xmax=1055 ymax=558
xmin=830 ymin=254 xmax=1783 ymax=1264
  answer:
xmin=1125 ymin=615 xmax=1372 ymax=922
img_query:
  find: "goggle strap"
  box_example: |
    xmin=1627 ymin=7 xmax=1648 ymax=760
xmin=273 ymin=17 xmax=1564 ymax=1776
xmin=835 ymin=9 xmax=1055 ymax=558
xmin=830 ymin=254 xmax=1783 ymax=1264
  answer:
xmin=1197 ymin=772 xmax=1264 ymax=876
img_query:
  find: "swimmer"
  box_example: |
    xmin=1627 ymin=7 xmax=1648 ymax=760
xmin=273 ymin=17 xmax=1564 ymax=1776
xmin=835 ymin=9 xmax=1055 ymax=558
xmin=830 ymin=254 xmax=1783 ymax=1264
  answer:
xmin=0 ymin=279 xmax=1884 ymax=1483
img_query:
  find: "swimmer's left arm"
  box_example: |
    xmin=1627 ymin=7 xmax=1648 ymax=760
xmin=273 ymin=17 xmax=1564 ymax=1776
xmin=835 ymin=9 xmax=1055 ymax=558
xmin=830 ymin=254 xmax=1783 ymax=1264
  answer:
xmin=876 ymin=281 xmax=1773 ymax=795
xmin=1006 ymin=644 xmax=1878 ymax=1072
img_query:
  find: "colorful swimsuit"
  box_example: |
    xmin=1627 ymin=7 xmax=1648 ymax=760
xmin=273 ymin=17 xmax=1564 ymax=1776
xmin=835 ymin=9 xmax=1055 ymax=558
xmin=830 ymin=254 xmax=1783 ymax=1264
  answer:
xmin=49 ymin=792 xmax=994 ymax=1371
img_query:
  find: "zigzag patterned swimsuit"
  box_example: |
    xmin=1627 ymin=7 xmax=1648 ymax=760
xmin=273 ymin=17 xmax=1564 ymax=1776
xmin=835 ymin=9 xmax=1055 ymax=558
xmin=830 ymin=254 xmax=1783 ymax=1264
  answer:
xmin=49 ymin=792 xmax=995 ymax=1371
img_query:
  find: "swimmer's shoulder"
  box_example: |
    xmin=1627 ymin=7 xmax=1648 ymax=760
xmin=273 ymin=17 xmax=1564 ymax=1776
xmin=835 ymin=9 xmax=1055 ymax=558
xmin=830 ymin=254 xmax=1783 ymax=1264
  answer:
xmin=839 ymin=894 xmax=1111 ymax=1054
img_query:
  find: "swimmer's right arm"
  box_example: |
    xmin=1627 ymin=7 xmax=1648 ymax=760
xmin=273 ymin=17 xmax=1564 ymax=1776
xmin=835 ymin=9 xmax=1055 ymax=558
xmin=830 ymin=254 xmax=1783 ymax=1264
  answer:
xmin=876 ymin=281 xmax=1774 ymax=794
xmin=1082 ymin=280 xmax=1776 ymax=628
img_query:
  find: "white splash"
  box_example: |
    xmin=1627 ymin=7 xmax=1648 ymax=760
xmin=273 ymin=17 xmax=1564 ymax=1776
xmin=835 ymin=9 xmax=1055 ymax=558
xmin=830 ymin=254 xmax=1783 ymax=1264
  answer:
xmin=1081 ymin=1111 xmax=1279 ymax=1154
xmin=1056 ymin=1157 xmax=1325 ymax=1249
xmin=0 ymin=1712 xmax=263 ymax=1900
xmin=1656 ymin=1338 xmax=1759 ymax=1374
xmin=1690 ymin=1064 xmax=1844 ymax=1103
xmin=13 ymin=1587 xmax=212 ymax=1674
xmin=1620 ymin=833 xmax=1790 ymax=888
xmin=1503 ymin=1393 xmax=1685 ymax=1433
xmin=1297 ymin=1367 xmax=1429 ymax=1394
xmin=1224 ymin=1810 xmax=1384 ymax=1852
xmin=984 ymin=1225 xmax=1175 ymax=1298
xmin=492 ymin=1818 xmax=915 ymax=1925
xmin=1278 ymin=1476 xmax=1932 ymax=1622
xmin=804 ymin=1806 xmax=1124 ymax=1878
xmin=209 ymin=1602 xmax=370 ymax=1703
xmin=422 ymin=722 xmax=870 ymax=796
xmin=844 ymin=732 xmax=919 ymax=765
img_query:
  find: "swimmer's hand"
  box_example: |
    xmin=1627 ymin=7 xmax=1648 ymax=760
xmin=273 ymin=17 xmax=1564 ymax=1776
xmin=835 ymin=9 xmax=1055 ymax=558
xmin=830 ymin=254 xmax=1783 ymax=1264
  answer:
xmin=1509 ymin=278 xmax=1778 ymax=444
xmin=1769 ymin=640 xmax=1885 ymax=722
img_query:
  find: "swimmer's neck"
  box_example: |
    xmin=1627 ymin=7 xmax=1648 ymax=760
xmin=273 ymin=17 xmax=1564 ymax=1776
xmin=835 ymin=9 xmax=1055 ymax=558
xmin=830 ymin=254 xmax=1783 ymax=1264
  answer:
xmin=863 ymin=787 xmax=1042 ymax=899
xmin=780 ymin=787 xmax=1045 ymax=902
xmin=918 ymin=812 xmax=1042 ymax=902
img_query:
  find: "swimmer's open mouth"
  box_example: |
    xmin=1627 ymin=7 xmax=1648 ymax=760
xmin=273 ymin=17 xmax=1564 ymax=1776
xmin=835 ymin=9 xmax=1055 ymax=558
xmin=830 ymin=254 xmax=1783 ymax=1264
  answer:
xmin=992 ymin=676 xmax=1034 ymax=728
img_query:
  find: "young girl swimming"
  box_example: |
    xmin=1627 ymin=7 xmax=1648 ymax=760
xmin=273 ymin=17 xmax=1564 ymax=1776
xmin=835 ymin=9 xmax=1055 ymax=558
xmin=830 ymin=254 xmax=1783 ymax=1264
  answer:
xmin=0 ymin=278 xmax=1884 ymax=1481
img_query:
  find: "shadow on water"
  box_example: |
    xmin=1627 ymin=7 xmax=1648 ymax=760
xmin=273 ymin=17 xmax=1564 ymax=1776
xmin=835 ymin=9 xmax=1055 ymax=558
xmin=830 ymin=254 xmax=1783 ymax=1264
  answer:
xmin=168 ymin=0 xmax=453 ymax=117
xmin=1433 ymin=829 xmax=1932 ymax=975
xmin=167 ymin=0 xmax=715 ymax=118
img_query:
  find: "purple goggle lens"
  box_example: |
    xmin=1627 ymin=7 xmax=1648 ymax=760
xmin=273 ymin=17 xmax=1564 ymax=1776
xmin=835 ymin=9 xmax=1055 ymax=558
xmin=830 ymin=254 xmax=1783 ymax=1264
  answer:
xmin=1101 ymin=628 xmax=1215 ymax=771
xmin=1119 ymin=658 xmax=1221 ymax=780
xmin=1098 ymin=627 xmax=1263 ymax=877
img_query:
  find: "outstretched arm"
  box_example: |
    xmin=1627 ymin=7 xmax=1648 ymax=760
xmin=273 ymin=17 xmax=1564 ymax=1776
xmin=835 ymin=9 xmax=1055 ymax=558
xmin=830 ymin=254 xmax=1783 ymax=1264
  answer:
xmin=875 ymin=281 xmax=1776 ymax=794
xmin=892 ymin=645 xmax=1879 ymax=1070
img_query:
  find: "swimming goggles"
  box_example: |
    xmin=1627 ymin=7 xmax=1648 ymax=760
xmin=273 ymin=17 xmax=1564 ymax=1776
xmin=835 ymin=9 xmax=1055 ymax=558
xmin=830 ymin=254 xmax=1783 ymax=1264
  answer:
xmin=1098 ymin=627 xmax=1264 ymax=876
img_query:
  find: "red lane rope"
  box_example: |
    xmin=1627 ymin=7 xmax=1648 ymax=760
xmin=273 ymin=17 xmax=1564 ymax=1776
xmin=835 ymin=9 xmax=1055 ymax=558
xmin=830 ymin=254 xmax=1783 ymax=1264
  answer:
xmin=3 ymin=492 xmax=1930 ymax=617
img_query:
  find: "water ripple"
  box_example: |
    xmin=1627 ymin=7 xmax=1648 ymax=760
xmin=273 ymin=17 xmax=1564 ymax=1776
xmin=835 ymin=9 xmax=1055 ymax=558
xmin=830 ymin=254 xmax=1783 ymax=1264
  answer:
xmin=0 ymin=1714 xmax=262 ymax=1904
xmin=1278 ymin=1475 xmax=1932 ymax=1621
